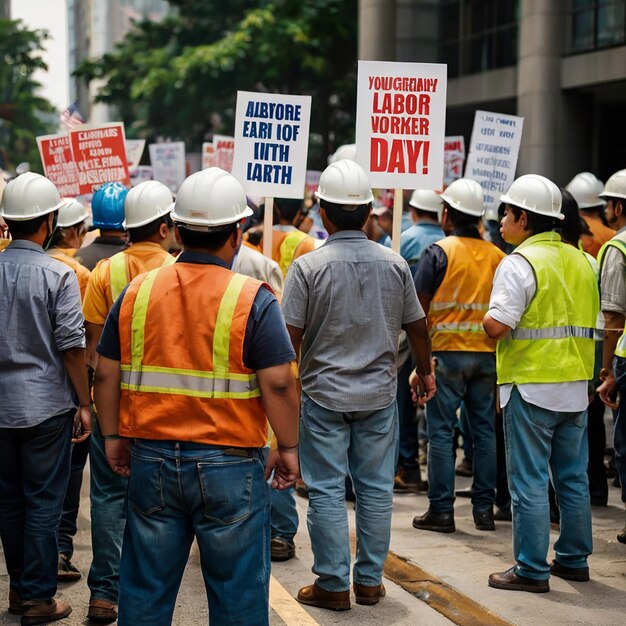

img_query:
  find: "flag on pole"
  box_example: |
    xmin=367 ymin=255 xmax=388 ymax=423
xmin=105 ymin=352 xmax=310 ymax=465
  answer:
xmin=60 ymin=102 xmax=85 ymax=130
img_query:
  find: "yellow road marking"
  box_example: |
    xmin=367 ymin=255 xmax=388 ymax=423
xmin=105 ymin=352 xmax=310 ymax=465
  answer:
xmin=270 ymin=576 xmax=321 ymax=625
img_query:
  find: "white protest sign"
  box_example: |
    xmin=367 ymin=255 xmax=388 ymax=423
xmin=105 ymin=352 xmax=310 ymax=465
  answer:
xmin=231 ymin=91 xmax=312 ymax=198
xmin=148 ymin=142 xmax=186 ymax=192
xmin=355 ymin=60 xmax=447 ymax=190
xmin=202 ymin=142 xmax=216 ymax=169
xmin=125 ymin=139 xmax=145 ymax=171
xmin=130 ymin=165 xmax=153 ymax=187
xmin=444 ymin=135 xmax=465 ymax=186
xmin=465 ymin=110 xmax=524 ymax=218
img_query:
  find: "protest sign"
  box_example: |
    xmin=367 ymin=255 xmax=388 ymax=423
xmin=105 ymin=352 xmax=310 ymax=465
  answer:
xmin=125 ymin=139 xmax=146 ymax=171
xmin=149 ymin=142 xmax=186 ymax=192
xmin=37 ymin=133 xmax=80 ymax=196
xmin=465 ymin=110 xmax=524 ymax=218
xmin=68 ymin=123 xmax=130 ymax=195
xmin=130 ymin=165 xmax=153 ymax=187
xmin=444 ymin=135 xmax=465 ymax=186
xmin=305 ymin=170 xmax=322 ymax=199
xmin=231 ymin=91 xmax=312 ymax=199
xmin=355 ymin=60 xmax=447 ymax=190
xmin=202 ymin=142 xmax=216 ymax=169
xmin=214 ymin=135 xmax=235 ymax=172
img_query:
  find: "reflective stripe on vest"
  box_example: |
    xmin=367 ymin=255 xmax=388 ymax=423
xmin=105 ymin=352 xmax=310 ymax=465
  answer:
xmin=430 ymin=302 xmax=489 ymax=312
xmin=121 ymin=269 xmax=260 ymax=399
xmin=110 ymin=252 xmax=175 ymax=302
xmin=511 ymin=325 xmax=595 ymax=340
xmin=432 ymin=322 xmax=485 ymax=333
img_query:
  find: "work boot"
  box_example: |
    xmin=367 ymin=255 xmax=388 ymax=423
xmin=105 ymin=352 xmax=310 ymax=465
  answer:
xmin=473 ymin=508 xmax=495 ymax=531
xmin=394 ymin=467 xmax=428 ymax=494
xmin=549 ymin=560 xmax=590 ymax=582
xmin=270 ymin=537 xmax=295 ymax=562
xmin=87 ymin=599 xmax=117 ymax=624
xmin=455 ymin=457 xmax=473 ymax=477
xmin=58 ymin=553 xmax=81 ymax=582
xmin=412 ymin=509 xmax=455 ymax=533
xmin=20 ymin=599 xmax=72 ymax=625
xmin=353 ymin=582 xmax=386 ymax=606
xmin=297 ymin=582 xmax=350 ymax=611
xmin=488 ymin=566 xmax=549 ymax=593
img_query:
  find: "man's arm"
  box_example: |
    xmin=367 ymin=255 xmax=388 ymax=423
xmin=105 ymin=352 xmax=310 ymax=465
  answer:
xmin=403 ymin=318 xmax=436 ymax=404
xmin=483 ymin=313 xmax=512 ymax=340
xmin=61 ymin=347 xmax=92 ymax=443
xmin=256 ymin=363 xmax=300 ymax=489
xmin=93 ymin=355 xmax=130 ymax=477
xmin=598 ymin=310 xmax=624 ymax=407
xmin=85 ymin=322 xmax=104 ymax=371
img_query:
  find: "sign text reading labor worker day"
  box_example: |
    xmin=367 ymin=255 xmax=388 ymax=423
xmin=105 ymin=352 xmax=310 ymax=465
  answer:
xmin=355 ymin=60 xmax=447 ymax=190
xmin=37 ymin=133 xmax=80 ymax=197
xmin=231 ymin=91 xmax=312 ymax=198
xmin=68 ymin=123 xmax=130 ymax=195
xmin=465 ymin=110 xmax=524 ymax=217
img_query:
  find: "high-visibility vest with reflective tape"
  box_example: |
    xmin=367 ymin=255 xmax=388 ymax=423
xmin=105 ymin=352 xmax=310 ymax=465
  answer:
xmin=279 ymin=230 xmax=310 ymax=277
xmin=598 ymin=231 xmax=626 ymax=358
xmin=497 ymin=232 xmax=598 ymax=384
xmin=109 ymin=249 xmax=175 ymax=302
xmin=429 ymin=236 xmax=505 ymax=352
xmin=118 ymin=263 xmax=269 ymax=447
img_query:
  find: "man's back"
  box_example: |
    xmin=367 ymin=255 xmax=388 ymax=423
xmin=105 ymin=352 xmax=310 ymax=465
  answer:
xmin=282 ymin=230 xmax=423 ymax=412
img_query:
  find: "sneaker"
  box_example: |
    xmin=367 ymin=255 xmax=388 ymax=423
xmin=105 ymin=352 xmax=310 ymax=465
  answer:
xmin=412 ymin=508 xmax=455 ymax=533
xmin=21 ymin=599 xmax=72 ymax=625
xmin=270 ymin=537 xmax=295 ymax=562
xmin=58 ymin=553 xmax=81 ymax=582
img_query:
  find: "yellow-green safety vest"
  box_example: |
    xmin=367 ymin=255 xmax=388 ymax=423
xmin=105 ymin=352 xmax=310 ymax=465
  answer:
xmin=598 ymin=233 xmax=626 ymax=358
xmin=279 ymin=230 xmax=309 ymax=276
xmin=497 ymin=232 xmax=599 ymax=384
xmin=109 ymin=251 xmax=175 ymax=302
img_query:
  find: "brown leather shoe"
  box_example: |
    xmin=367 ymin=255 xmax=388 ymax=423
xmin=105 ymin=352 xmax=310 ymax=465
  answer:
xmin=550 ymin=560 xmax=590 ymax=582
xmin=87 ymin=598 xmax=118 ymax=624
xmin=488 ymin=566 xmax=549 ymax=593
xmin=353 ymin=582 xmax=386 ymax=606
xmin=58 ymin=553 xmax=82 ymax=582
xmin=297 ymin=582 xmax=350 ymax=611
xmin=8 ymin=589 xmax=24 ymax=615
xmin=270 ymin=537 xmax=296 ymax=562
xmin=21 ymin=599 xmax=72 ymax=625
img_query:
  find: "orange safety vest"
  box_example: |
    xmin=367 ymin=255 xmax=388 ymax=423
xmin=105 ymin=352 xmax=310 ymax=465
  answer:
xmin=118 ymin=263 xmax=269 ymax=447
xmin=428 ymin=236 xmax=505 ymax=352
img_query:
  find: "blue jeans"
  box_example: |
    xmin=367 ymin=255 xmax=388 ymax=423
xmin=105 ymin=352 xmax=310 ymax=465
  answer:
xmin=118 ymin=440 xmax=270 ymax=626
xmin=88 ymin=419 xmax=127 ymax=603
xmin=0 ymin=411 xmax=73 ymax=600
xmin=503 ymin=387 xmax=592 ymax=579
xmin=396 ymin=357 xmax=419 ymax=470
xmin=613 ymin=356 xmax=626 ymax=503
xmin=269 ymin=487 xmax=298 ymax=541
xmin=426 ymin=351 xmax=497 ymax=512
xmin=299 ymin=394 xmax=398 ymax=591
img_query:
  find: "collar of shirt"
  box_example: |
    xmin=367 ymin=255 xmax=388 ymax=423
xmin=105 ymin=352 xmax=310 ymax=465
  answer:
xmin=413 ymin=222 xmax=443 ymax=231
xmin=325 ymin=230 xmax=368 ymax=243
xmin=176 ymin=251 xmax=230 ymax=268
xmin=451 ymin=225 xmax=482 ymax=239
xmin=4 ymin=239 xmax=44 ymax=253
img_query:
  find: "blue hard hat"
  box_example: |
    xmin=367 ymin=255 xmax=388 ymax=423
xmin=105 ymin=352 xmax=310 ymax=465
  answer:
xmin=91 ymin=182 xmax=128 ymax=230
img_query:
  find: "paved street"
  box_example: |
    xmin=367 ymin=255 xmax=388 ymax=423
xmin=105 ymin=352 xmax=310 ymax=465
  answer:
xmin=1 ymin=471 xmax=625 ymax=626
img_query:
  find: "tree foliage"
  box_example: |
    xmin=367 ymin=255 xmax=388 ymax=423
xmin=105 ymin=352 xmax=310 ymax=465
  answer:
xmin=0 ymin=19 xmax=55 ymax=172
xmin=75 ymin=0 xmax=357 ymax=167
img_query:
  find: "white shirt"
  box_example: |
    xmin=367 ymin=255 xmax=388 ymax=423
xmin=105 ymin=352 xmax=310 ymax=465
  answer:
xmin=488 ymin=254 xmax=589 ymax=412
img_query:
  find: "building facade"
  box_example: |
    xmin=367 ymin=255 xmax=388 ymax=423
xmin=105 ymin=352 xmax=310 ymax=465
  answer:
xmin=360 ymin=0 xmax=626 ymax=184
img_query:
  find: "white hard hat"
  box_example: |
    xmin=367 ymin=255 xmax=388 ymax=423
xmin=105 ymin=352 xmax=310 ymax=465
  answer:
xmin=171 ymin=167 xmax=253 ymax=229
xmin=409 ymin=189 xmax=442 ymax=213
xmin=566 ymin=172 xmax=606 ymax=209
xmin=599 ymin=169 xmax=626 ymax=201
xmin=57 ymin=198 xmax=89 ymax=228
xmin=328 ymin=144 xmax=357 ymax=165
xmin=0 ymin=172 xmax=66 ymax=221
xmin=500 ymin=174 xmax=563 ymax=220
xmin=316 ymin=159 xmax=374 ymax=207
xmin=440 ymin=178 xmax=484 ymax=217
xmin=124 ymin=180 xmax=173 ymax=229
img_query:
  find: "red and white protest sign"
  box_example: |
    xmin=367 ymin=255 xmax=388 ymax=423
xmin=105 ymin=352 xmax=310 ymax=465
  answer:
xmin=68 ymin=123 xmax=130 ymax=195
xmin=355 ymin=60 xmax=447 ymax=190
xmin=214 ymin=135 xmax=235 ymax=172
xmin=37 ymin=133 xmax=80 ymax=197
xmin=444 ymin=135 xmax=465 ymax=186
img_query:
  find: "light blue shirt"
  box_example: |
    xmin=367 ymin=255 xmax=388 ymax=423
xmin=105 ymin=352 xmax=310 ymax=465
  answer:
xmin=400 ymin=221 xmax=444 ymax=274
xmin=0 ymin=240 xmax=85 ymax=427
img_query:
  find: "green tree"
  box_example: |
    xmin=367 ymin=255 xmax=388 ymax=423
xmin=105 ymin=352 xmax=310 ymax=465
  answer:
xmin=0 ymin=19 xmax=55 ymax=172
xmin=75 ymin=0 xmax=357 ymax=167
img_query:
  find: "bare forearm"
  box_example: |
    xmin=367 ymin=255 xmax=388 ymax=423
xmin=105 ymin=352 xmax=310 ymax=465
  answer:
xmin=483 ymin=313 xmax=511 ymax=340
xmin=93 ymin=357 xmax=121 ymax=436
xmin=602 ymin=311 xmax=625 ymax=372
xmin=85 ymin=322 xmax=104 ymax=370
xmin=61 ymin=347 xmax=91 ymax=406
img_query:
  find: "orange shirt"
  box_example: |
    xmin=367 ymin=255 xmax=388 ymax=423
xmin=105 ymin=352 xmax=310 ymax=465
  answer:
xmin=83 ymin=242 xmax=173 ymax=324
xmin=580 ymin=213 xmax=616 ymax=259
xmin=47 ymin=248 xmax=91 ymax=301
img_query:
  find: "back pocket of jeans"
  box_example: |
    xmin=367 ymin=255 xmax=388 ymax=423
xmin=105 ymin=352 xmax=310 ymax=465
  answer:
xmin=197 ymin=460 xmax=253 ymax=525
xmin=128 ymin=454 xmax=165 ymax=516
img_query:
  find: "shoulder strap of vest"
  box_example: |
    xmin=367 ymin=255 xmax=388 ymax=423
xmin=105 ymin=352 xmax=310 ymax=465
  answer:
xmin=598 ymin=238 xmax=626 ymax=271
xmin=161 ymin=253 xmax=176 ymax=267
xmin=109 ymin=253 xmax=129 ymax=302
xmin=279 ymin=230 xmax=309 ymax=275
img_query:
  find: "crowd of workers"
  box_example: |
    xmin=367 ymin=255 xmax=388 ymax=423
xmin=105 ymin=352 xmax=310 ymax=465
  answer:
xmin=0 ymin=149 xmax=625 ymax=625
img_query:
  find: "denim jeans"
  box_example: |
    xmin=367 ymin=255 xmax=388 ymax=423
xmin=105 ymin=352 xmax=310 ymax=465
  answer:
xmin=503 ymin=387 xmax=592 ymax=579
xmin=118 ymin=440 xmax=270 ymax=626
xmin=58 ymin=436 xmax=90 ymax=557
xmin=269 ymin=487 xmax=298 ymax=541
xmin=299 ymin=393 xmax=398 ymax=591
xmin=0 ymin=411 xmax=73 ymax=600
xmin=613 ymin=356 xmax=626 ymax=502
xmin=88 ymin=418 xmax=127 ymax=603
xmin=426 ymin=351 xmax=497 ymax=512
